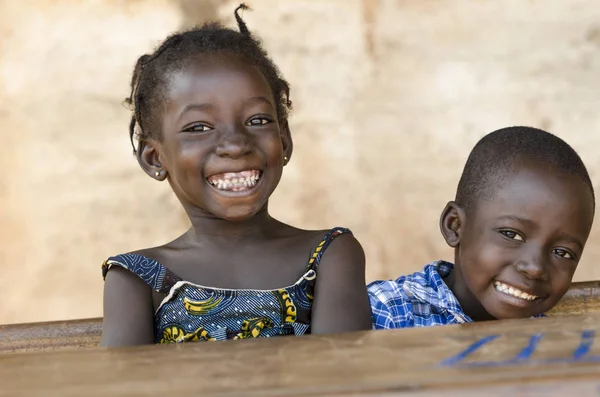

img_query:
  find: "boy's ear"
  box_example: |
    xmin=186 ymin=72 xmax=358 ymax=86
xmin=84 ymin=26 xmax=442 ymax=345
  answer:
xmin=280 ymin=120 xmax=293 ymax=166
xmin=138 ymin=140 xmax=167 ymax=181
xmin=439 ymin=201 xmax=466 ymax=248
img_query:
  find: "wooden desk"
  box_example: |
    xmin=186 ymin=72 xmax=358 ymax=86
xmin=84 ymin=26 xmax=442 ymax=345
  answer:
xmin=0 ymin=279 xmax=599 ymax=354
xmin=3 ymin=313 xmax=600 ymax=396
xmin=0 ymin=318 xmax=101 ymax=353
xmin=548 ymin=280 xmax=600 ymax=316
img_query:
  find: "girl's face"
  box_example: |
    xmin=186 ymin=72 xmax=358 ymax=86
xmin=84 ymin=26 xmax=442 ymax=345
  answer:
xmin=141 ymin=55 xmax=292 ymax=221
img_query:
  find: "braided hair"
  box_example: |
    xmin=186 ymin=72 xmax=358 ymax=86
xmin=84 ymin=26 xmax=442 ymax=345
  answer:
xmin=124 ymin=4 xmax=292 ymax=154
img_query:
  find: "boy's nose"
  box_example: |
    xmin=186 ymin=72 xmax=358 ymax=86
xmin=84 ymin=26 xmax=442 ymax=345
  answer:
xmin=515 ymin=251 xmax=548 ymax=281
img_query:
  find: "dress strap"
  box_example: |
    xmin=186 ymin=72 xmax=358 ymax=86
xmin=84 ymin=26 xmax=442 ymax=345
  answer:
xmin=306 ymin=227 xmax=353 ymax=272
xmin=101 ymin=253 xmax=183 ymax=294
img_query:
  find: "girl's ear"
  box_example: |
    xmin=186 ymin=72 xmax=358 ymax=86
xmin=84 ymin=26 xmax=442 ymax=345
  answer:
xmin=138 ymin=140 xmax=167 ymax=181
xmin=280 ymin=120 xmax=293 ymax=165
xmin=439 ymin=201 xmax=466 ymax=247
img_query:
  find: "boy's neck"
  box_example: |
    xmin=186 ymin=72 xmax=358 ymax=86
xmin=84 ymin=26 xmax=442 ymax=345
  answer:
xmin=444 ymin=264 xmax=496 ymax=322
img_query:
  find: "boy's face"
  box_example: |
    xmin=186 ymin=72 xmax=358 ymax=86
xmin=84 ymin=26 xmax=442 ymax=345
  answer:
xmin=442 ymin=163 xmax=594 ymax=320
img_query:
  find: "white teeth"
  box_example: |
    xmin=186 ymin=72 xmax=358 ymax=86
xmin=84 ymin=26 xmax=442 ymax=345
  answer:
xmin=207 ymin=170 xmax=261 ymax=192
xmin=493 ymin=281 xmax=538 ymax=301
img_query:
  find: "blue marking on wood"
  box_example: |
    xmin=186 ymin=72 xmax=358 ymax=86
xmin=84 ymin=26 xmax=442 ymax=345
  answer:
xmin=515 ymin=333 xmax=543 ymax=361
xmin=440 ymin=335 xmax=499 ymax=366
xmin=439 ymin=330 xmax=599 ymax=367
xmin=573 ymin=330 xmax=595 ymax=360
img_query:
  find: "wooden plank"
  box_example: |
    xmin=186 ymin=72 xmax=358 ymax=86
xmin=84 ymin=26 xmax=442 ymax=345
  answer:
xmin=547 ymin=280 xmax=600 ymax=316
xmin=3 ymin=313 xmax=600 ymax=396
xmin=0 ymin=280 xmax=599 ymax=355
xmin=0 ymin=318 xmax=101 ymax=353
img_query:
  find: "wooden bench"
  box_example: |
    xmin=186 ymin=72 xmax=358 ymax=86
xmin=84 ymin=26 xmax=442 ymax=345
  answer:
xmin=1 ymin=280 xmax=599 ymax=354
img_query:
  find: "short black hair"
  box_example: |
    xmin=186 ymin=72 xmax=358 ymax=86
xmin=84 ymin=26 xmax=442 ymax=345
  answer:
xmin=125 ymin=4 xmax=292 ymax=154
xmin=455 ymin=126 xmax=595 ymax=214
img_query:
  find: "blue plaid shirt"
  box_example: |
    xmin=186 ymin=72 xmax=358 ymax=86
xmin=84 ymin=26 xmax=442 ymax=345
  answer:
xmin=368 ymin=261 xmax=471 ymax=329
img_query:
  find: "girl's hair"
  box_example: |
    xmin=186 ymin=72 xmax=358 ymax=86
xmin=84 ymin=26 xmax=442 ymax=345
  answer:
xmin=125 ymin=4 xmax=292 ymax=154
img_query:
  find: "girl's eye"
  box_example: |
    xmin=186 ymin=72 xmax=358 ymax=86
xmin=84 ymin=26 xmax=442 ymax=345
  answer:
xmin=553 ymin=248 xmax=574 ymax=260
xmin=182 ymin=124 xmax=213 ymax=133
xmin=246 ymin=117 xmax=271 ymax=126
xmin=500 ymin=230 xmax=524 ymax=241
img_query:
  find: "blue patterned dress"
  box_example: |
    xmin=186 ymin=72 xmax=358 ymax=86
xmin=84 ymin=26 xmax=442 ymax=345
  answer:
xmin=102 ymin=227 xmax=350 ymax=343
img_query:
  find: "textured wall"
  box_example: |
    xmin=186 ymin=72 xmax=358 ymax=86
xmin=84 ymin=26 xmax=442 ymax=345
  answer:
xmin=2 ymin=0 xmax=600 ymax=324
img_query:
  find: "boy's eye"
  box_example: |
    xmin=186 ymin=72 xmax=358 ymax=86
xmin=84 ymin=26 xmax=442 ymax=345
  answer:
xmin=553 ymin=248 xmax=574 ymax=260
xmin=500 ymin=230 xmax=524 ymax=241
xmin=246 ymin=117 xmax=271 ymax=126
xmin=182 ymin=124 xmax=213 ymax=133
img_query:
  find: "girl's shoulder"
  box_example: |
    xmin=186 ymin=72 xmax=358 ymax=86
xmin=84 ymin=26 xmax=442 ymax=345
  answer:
xmin=104 ymin=230 xmax=191 ymax=273
xmin=282 ymin=225 xmax=355 ymax=244
xmin=307 ymin=227 xmax=357 ymax=251
xmin=102 ymin=246 xmax=168 ymax=274
xmin=102 ymin=246 xmax=183 ymax=294
xmin=278 ymin=224 xmax=355 ymax=250
xmin=285 ymin=226 xmax=360 ymax=269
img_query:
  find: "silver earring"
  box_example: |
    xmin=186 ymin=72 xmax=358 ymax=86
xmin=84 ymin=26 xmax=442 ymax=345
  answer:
xmin=284 ymin=156 xmax=289 ymax=162
xmin=155 ymin=171 xmax=160 ymax=177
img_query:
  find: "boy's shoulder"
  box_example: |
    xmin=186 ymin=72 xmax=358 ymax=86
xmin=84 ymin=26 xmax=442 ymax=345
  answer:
xmin=367 ymin=261 xmax=449 ymax=299
xmin=368 ymin=261 xmax=470 ymax=328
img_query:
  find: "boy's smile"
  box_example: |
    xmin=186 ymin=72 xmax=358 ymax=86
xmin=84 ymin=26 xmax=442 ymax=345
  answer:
xmin=441 ymin=161 xmax=594 ymax=321
xmin=492 ymin=280 xmax=541 ymax=302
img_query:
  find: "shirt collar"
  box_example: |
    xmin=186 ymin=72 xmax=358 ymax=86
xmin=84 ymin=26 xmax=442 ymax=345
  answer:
xmin=402 ymin=260 xmax=472 ymax=323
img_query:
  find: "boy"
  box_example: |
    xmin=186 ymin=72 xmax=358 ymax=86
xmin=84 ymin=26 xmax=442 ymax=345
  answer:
xmin=369 ymin=126 xmax=595 ymax=328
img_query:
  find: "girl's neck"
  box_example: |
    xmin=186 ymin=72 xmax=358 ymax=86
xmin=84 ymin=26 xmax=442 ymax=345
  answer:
xmin=185 ymin=205 xmax=278 ymax=242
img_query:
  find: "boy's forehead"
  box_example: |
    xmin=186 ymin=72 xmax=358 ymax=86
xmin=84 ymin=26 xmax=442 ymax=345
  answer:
xmin=494 ymin=166 xmax=585 ymax=199
xmin=474 ymin=165 xmax=594 ymax=229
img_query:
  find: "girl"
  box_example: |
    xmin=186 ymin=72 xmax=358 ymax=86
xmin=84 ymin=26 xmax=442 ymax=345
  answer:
xmin=101 ymin=4 xmax=372 ymax=346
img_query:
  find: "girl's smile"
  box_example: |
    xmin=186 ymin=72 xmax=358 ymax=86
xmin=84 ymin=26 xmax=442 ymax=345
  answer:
xmin=206 ymin=169 xmax=263 ymax=196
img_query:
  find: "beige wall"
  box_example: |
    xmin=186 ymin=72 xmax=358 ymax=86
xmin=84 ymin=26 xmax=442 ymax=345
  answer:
xmin=2 ymin=0 xmax=600 ymax=324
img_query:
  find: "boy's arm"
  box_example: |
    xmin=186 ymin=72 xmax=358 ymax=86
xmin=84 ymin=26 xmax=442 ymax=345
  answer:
xmin=310 ymin=233 xmax=372 ymax=334
xmin=368 ymin=284 xmax=397 ymax=329
xmin=101 ymin=266 xmax=154 ymax=346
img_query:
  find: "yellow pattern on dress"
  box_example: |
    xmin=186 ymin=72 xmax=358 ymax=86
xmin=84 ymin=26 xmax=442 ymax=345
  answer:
xmin=233 ymin=317 xmax=274 ymax=339
xmin=275 ymin=289 xmax=297 ymax=322
xmin=159 ymin=325 xmax=215 ymax=343
xmin=184 ymin=295 xmax=223 ymax=316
